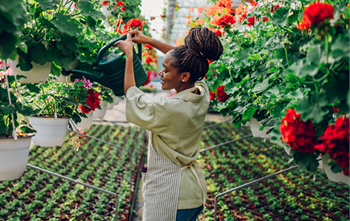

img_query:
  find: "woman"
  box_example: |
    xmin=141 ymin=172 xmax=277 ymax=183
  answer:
xmin=114 ymin=27 xmax=223 ymax=221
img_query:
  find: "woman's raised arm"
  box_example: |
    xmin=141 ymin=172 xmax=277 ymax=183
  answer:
xmin=121 ymin=29 xmax=175 ymax=54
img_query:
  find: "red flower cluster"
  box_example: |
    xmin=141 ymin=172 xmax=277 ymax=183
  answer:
xmin=79 ymin=89 xmax=100 ymax=114
xmin=216 ymin=15 xmax=236 ymax=28
xmin=124 ymin=18 xmax=143 ymax=31
xmin=251 ymin=0 xmax=258 ymax=7
xmin=216 ymin=86 xmax=229 ymax=102
xmin=271 ymin=5 xmax=280 ymax=12
xmin=145 ymin=56 xmax=153 ymax=65
xmin=239 ymin=13 xmax=247 ymax=23
xmin=279 ymin=109 xmax=318 ymax=154
xmin=144 ymin=44 xmax=153 ymax=50
xmin=209 ymin=91 xmax=217 ymax=100
xmin=143 ymin=71 xmax=151 ymax=86
xmin=102 ymin=1 xmax=109 ymax=6
xmin=116 ymin=1 xmax=126 ymax=11
xmin=247 ymin=16 xmax=255 ymax=27
xmin=263 ymin=17 xmax=268 ymax=22
xmin=297 ymin=2 xmax=334 ymax=33
xmin=315 ymin=116 xmax=349 ymax=175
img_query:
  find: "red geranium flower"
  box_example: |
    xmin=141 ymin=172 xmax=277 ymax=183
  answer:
xmin=210 ymin=91 xmax=217 ymax=100
xmin=102 ymin=1 xmax=109 ymax=6
xmin=79 ymin=89 xmax=100 ymax=114
xmin=216 ymin=15 xmax=236 ymax=28
xmin=271 ymin=5 xmax=280 ymax=12
xmin=263 ymin=17 xmax=268 ymax=22
xmin=208 ymin=60 xmax=212 ymax=65
xmin=314 ymin=115 xmax=349 ymax=174
xmin=279 ymin=109 xmax=318 ymax=154
xmin=216 ymin=86 xmax=229 ymax=102
xmin=125 ymin=18 xmax=143 ymax=31
xmin=144 ymin=44 xmax=153 ymax=50
xmin=297 ymin=2 xmax=334 ymax=32
xmin=145 ymin=56 xmax=153 ymax=65
xmin=251 ymin=0 xmax=258 ymax=7
xmin=116 ymin=1 xmax=125 ymax=7
xmin=247 ymin=16 xmax=255 ymax=27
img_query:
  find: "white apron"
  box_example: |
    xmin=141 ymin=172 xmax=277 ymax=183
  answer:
xmin=142 ymin=133 xmax=206 ymax=221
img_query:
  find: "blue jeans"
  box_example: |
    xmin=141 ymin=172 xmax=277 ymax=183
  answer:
xmin=176 ymin=205 xmax=204 ymax=221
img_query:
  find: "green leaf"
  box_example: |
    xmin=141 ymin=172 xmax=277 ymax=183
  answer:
xmin=242 ymin=107 xmax=257 ymax=121
xmin=248 ymin=54 xmax=262 ymax=60
xmin=286 ymin=88 xmax=305 ymax=99
xmin=298 ymin=64 xmax=318 ymax=77
xmin=306 ymin=45 xmax=325 ymax=66
xmin=78 ymin=1 xmax=104 ymax=20
xmin=56 ymin=35 xmax=78 ymax=56
xmin=296 ymin=93 xmax=328 ymax=124
xmin=271 ymin=7 xmax=289 ymax=26
xmin=329 ymin=160 xmax=343 ymax=173
xmin=36 ymin=0 xmax=58 ymax=11
xmin=293 ymin=152 xmax=318 ymax=171
xmin=51 ymin=13 xmax=81 ymax=37
xmin=252 ymin=79 xmax=269 ymax=93
xmin=28 ymin=43 xmax=47 ymax=65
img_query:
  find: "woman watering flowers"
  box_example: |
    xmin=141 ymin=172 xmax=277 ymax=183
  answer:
xmin=114 ymin=27 xmax=223 ymax=221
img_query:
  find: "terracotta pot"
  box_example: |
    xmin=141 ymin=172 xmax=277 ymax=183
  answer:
xmin=30 ymin=117 xmax=69 ymax=147
xmin=0 ymin=136 xmax=32 ymax=180
xmin=249 ymin=117 xmax=271 ymax=138
xmin=93 ymin=101 xmax=108 ymax=119
xmin=322 ymin=153 xmax=349 ymax=185
xmin=8 ymin=56 xmax=51 ymax=83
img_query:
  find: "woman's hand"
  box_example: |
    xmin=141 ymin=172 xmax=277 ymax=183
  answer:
xmin=113 ymin=34 xmax=134 ymax=57
xmin=121 ymin=29 xmax=149 ymax=44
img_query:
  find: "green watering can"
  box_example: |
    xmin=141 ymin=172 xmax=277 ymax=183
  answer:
xmin=61 ymin=35 xmax=148 ymax=96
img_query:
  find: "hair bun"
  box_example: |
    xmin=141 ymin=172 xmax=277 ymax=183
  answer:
xmin=184 ymin=27 xmax=223 ymax=61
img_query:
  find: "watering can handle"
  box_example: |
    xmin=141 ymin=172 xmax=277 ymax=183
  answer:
xmin=96 ymin=35 xmax=142 ymax=63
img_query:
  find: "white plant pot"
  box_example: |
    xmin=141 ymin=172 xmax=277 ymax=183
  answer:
xmin=75 ymin=111 xmax=93 ymax=130
xmin=56 ymin=59 xmax=80 ymax=83
xmin=93 ymin=101 xmax=108 ymax=119
xmin=30 ymin=117 xmax=69 ymax=147
xmin=322 ymin=153 xmax=349 ymax=185
xmin=249 ymin=117 xmax=271 ymax=138
xmin=0 ymin=136 xmax=32 ymax=181
xmin=114 ymin=96 xmax=123 ymax=105
xmin=8 ymin=56 xmax=51 ymax=83
xmin=272 ymin=140 xmax=291 ymax=156
xmin=107 ymin=101 xmax=114 ymax=110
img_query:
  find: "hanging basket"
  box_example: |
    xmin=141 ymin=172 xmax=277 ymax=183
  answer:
xmin=75 ymin=111 xmax=94 ymax=130
xmin=114 ymin=96 xmax=123 ymax=106
xmin=322 ymin=153 xmax=349 ymax=185
xmin=8 ymin=56 xmax=51 ymax=83
xmin=107 ymin=101 xmax=114 ymax=110
xmin=249 ymin=117 xmax=271 ymax=138
xmin=0 ymin=136 xmax=32 ymax=181
xmin=30 ymin=117 xmax=69 ymax=147
xmin=93 ymin=101 xmax=108 ymax=119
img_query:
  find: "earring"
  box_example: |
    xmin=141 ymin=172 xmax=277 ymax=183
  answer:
xmin=182 ymin=80 xmax=184 ymax=82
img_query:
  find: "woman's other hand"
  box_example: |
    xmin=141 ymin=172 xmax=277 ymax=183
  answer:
xmin=113 ymin=34 xmax=134 ymax=57
xmin=121 ymin=29 xmax=149 ymax=44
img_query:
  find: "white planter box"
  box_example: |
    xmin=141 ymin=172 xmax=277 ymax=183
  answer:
xmin=322 ymin=153 xmax=349 ymax=185
xmin=0 ymin=136 xmax=32 ymax=181
xmin=75 ymin=111 xmax=93 ymax=130
xmin=249 ymin=117 xmax=271 ymax=138
xmin=93 ymin=101 xmax=108 ymax=119
xmin=8 ymin=56 xmax=51 ymax=83
xmin=30 ymin=117 xmax=69 ymax=147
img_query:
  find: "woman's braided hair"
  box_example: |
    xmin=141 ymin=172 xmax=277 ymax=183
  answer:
xmin=171 ymin=27 xmax=223 ymax=83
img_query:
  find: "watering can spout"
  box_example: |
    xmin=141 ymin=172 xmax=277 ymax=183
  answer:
xmin=61 ymin=68 xmax=106 ymax=85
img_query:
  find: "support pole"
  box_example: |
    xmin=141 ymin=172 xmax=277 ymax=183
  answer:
xmin=200 ymin=135 xmax=253 ymax=153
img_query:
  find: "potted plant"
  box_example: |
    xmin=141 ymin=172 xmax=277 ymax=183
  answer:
xmin=10 ymin=0 xmax=104 ymax=83
xmin=22 ymin=77 xmax=99 ymax=146
xmin=0 ymin=61 xmax=36 ymax=181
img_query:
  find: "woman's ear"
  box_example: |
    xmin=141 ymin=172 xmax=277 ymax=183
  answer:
xmin=181 ymin=72 xmax=191 ymax=83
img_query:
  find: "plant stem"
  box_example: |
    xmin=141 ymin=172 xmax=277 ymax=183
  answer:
xmin=325 ymin=34 xmax=329 ymax=65
xmin=312 ymin=76 xmax=319 ymax=92
xmin=284 ymin=46 xmax=290 ymax=67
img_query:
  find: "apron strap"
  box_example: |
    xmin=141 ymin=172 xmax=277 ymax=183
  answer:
xmin=181 ymin=162 xmax=206 ymax=221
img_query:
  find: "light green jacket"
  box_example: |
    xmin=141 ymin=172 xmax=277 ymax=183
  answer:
xmin=125 ymin=80 xmax=209 ymax=209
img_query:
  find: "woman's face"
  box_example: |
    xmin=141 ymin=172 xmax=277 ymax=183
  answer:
xmin=159 ymin=50 xmax=184 ymax=91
